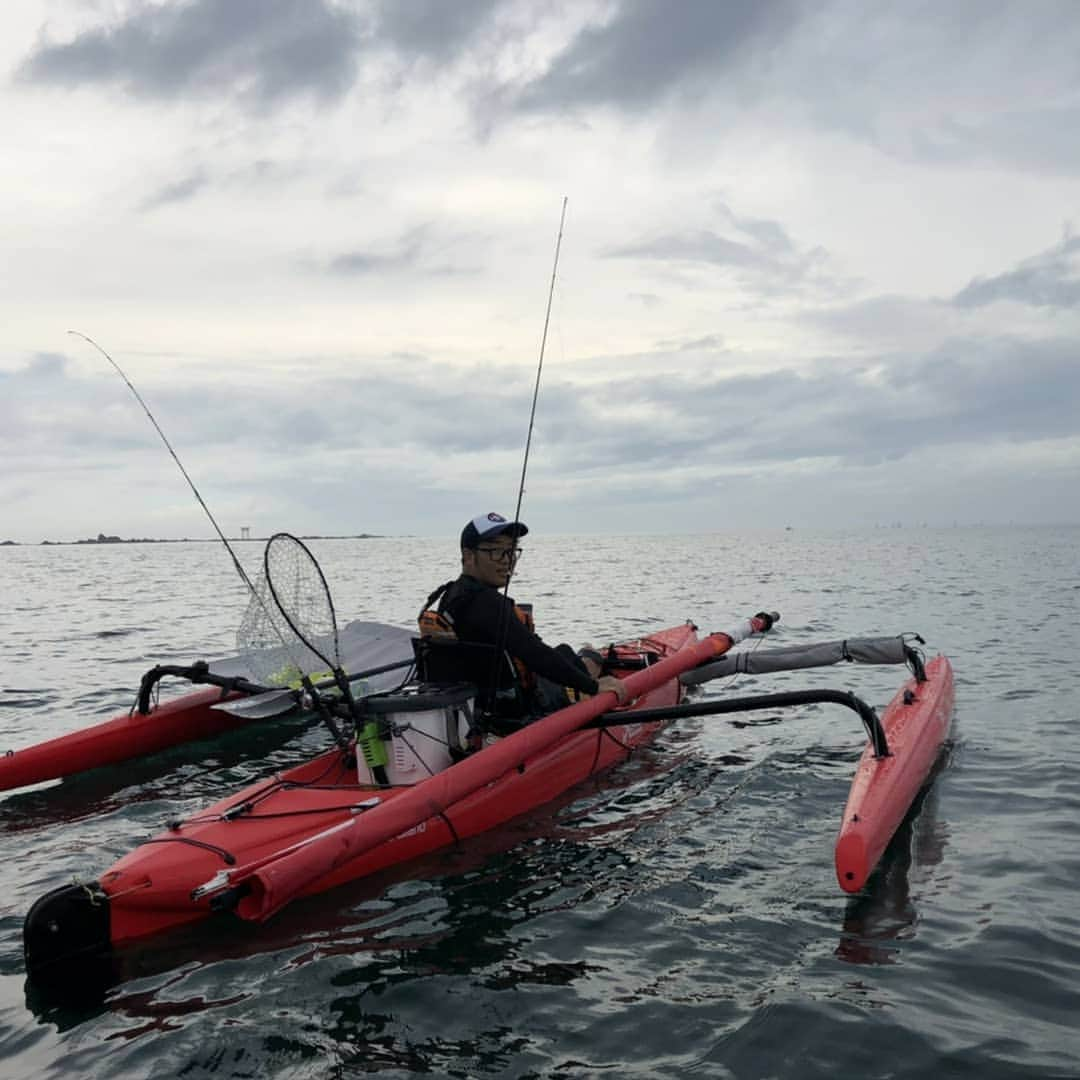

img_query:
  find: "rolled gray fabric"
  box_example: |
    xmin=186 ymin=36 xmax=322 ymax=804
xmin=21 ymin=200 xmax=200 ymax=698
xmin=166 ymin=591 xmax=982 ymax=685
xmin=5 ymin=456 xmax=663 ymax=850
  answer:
xmin=681 ymin=636 xmax=911 ymax=686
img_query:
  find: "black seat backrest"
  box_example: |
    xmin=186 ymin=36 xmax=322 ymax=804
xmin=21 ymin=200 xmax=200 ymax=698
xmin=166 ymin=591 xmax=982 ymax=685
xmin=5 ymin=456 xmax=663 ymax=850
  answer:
xmin=412 ymin=637 xmax=524 ymax=714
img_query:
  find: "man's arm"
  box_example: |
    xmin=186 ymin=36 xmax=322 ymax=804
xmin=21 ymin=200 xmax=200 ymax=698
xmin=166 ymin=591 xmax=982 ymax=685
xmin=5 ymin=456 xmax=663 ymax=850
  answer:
xmin=467 ymin=589 xmax=600 ymax=694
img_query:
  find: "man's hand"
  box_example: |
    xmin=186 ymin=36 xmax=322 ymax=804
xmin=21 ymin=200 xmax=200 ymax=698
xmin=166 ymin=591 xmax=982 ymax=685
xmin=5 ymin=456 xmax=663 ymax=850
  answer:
xmin=578 ymin=645 xmax=603 ymax=678
xmin=596 ymin=675 xmax=630 ymax=706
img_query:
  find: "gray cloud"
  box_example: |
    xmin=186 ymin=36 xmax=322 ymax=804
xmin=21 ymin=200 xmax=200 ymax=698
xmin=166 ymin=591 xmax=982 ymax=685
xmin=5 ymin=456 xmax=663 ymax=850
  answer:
xmin=328 ymin=243 xmax=424 ymax=277
xmin=670 ymin=334 xmax=725 ymax=352
xmin=374 ymin=0 xmax=507 ymax=63
xmin=137 ymin=158 xmax=312 ymax=212
xmin=19 ymin=351 xmax=68 ymax=379
xmin=18 ymin=0 xmax=364 ymax=107
xmin=953 ymin=232 xmax=1080 ymax=309
xmin=529 ymin=335 xmax=1080 ymax=478
xmin=15 ymin=0 xmax=514 ymax=115
xmin=512 ymin=0 xmax=798 ymax=113
xmin=26 ymin=329 xmax=1077 ymax=471
xmin=604 ymin=204 xmax=828 ymax=296
xmin=6 ymin=328 xmax=1079 ymax=540
xmin=909 ymin=107 xmax=1080 ymax=175
xmin=139 ymin=170 xmax=210 ymax=211
xmin=323 ymin=225 xmax=480 ymax=277
xmin=782 ymin=5 xmax=1080 ymax=176
xmin=609 ymin=230 xmax=774 ymax=270
xmin=492 ymin=1 xmax=1080 ymax=180
xmin=16 ymin=0 xmax=1080 ymax=191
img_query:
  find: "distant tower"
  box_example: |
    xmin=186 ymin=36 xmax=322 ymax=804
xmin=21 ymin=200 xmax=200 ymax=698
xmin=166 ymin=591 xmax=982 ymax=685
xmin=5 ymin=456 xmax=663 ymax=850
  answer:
xmin=241 ymin=526 xmax=251 ymax=541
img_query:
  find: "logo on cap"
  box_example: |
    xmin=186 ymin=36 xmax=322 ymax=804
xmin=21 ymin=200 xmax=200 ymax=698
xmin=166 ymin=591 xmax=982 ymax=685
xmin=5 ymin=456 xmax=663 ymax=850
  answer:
xmin=487 ymin=513 xmax=507 ymax=523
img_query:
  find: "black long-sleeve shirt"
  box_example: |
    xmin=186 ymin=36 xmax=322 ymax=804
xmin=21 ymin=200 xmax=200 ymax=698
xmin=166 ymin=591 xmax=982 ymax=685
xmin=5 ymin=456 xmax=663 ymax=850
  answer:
xmin=440 ymin=575 xmax=598 ymax=696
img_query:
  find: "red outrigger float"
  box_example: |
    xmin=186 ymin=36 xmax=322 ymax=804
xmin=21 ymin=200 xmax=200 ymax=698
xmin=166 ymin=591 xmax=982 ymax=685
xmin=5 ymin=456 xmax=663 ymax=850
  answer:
xmin=679 ymin=633 xmax=956 ymax=894
xmin=0 ymin=686 xmax=248 ymax=794
xmin=21 ymin=614 xmax=955 ymax=984
xmin=834 ymin=654 xmax=955 ymax=892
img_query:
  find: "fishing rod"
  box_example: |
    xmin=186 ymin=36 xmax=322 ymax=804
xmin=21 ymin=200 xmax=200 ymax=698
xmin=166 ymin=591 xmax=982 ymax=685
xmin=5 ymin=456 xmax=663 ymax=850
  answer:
xmin=487 ymin=199 xmax=568 ymax=682
xmin=67 ymin=331 xmax=352 ymax=749
xmin=510 ymin=196 xmax=567 ymax=531
xmin=68 ymin=330 xmax=258 ymax=595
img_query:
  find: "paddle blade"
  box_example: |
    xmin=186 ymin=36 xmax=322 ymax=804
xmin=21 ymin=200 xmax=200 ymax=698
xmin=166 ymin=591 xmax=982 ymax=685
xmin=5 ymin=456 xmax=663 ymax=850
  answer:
xmin=211 ymin=689 xmax=300 ymax=719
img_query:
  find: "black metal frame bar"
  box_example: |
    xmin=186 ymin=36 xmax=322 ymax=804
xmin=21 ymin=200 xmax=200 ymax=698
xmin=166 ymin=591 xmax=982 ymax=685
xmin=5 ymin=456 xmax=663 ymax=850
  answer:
xmin=135 ymin=658 xmax=415 ymax=715
xmin=589 ymin=688 xmax=891 ymax=758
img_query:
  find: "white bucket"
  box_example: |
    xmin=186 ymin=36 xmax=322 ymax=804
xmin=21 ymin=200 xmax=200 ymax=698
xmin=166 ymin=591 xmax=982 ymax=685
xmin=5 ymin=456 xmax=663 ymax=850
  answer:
xmin=358 ymin=684 xmax=474 ymax=786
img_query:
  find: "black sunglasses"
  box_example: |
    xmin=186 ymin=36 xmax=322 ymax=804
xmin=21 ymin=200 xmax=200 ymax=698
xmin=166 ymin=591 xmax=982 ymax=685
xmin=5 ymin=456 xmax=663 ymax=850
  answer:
xmin=475 ymin=546 xmax=523 ymax=564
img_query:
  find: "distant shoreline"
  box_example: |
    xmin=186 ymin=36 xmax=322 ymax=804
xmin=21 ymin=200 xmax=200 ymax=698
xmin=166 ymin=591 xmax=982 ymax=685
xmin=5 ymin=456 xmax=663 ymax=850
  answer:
xmin=0 ymin=534 xmax=383 ymax=547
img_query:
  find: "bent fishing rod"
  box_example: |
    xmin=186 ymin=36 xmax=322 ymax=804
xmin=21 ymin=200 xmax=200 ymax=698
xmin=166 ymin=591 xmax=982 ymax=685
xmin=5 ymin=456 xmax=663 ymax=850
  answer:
xmin=66 ymin=331 xmax=354 ymax=748
xmin=68 ymin=331 xmax=258 ymax=595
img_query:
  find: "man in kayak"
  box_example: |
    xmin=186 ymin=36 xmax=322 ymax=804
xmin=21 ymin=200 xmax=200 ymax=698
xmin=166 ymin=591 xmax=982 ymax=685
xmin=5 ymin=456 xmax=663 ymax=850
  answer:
xmin=419 ymin=512 xmax=630 ymax=726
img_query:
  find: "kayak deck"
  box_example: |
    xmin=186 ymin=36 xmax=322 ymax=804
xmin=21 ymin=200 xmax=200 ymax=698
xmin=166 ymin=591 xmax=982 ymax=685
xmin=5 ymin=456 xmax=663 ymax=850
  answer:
xmin=103 ymin=709 xmax=673 ymax=945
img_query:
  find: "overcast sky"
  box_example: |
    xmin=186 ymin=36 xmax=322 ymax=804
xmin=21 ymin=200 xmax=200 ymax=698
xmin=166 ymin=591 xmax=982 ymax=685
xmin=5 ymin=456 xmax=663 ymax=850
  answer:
xmin=3 ymin=0 xmax=1079 ymax=543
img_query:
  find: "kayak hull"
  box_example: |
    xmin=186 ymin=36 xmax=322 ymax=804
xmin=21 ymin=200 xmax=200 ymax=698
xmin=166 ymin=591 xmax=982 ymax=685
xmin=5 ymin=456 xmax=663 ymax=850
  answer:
xmin=0 ymin=687 xmax=246 ymax=793
xmin=834 ymin=654 xmax=955 ymax=893
xmin=25 ymin=624 xmax=698 ymax=976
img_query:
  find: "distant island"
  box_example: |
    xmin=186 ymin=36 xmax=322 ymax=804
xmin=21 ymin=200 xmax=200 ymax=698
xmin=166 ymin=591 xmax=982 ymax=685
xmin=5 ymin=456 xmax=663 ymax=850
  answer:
xmin=2 ymin=532 xmax=382 ymax=546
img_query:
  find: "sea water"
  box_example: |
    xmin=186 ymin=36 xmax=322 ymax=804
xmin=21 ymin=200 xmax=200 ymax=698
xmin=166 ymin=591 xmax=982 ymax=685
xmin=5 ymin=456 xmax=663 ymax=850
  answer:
xmin=0 ymin=528 xmax=1077 ymax=1079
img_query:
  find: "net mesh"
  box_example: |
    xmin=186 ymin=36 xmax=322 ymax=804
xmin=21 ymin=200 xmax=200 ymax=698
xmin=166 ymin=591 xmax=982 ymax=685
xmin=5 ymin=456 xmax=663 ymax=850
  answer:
xmin=236 ymin=535 xmax=341 ymax=686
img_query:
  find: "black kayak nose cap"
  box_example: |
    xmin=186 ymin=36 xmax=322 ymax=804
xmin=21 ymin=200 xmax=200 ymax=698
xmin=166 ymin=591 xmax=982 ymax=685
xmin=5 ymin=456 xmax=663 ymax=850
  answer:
xmin=23 ymin=880 xmax=112 ymax=986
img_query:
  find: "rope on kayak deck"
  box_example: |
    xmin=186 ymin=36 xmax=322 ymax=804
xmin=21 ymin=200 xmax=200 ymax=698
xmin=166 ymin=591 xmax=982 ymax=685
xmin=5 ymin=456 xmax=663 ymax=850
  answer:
xmin=141 ymin=835 xmax=238 ymax=865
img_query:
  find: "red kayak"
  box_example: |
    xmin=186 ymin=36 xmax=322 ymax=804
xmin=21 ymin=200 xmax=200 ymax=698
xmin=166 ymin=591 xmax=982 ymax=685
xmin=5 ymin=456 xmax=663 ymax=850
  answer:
xmin=834 ymin=653 xmax=955 ymax=893
xmin=26 ymin=619 xmax=774 ymax=979
xmin=0 ymin=621 xmax=415 ymax=794
xmin=0 ymin=687 xmax=248 ymax=794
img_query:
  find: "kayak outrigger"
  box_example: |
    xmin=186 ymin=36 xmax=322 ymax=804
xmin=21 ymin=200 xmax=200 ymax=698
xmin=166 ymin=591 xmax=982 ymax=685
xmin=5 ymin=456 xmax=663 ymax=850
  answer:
xmin=0 ymin=620 xmax=417 ymax=795
xmin=22 ymin=606 xmax=954 ymax=985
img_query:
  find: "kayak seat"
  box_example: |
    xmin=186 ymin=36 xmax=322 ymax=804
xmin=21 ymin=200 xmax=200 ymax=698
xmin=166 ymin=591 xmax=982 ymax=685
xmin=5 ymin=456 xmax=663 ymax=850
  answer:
xmin=412 ymin=636 xmax=531 ymax=727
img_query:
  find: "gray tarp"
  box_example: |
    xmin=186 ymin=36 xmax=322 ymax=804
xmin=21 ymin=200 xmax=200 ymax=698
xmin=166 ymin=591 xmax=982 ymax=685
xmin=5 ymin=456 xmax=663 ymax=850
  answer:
xmin=681 ymin=636 xmax=911 ymax=687
xmin=208 ymin=620 xmax=416 ymax=694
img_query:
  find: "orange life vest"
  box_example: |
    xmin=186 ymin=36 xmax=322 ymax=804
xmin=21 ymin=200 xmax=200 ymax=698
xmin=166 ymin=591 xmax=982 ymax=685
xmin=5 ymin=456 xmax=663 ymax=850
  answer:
xmin=418 ymin=581 xmax=536 ymax=692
